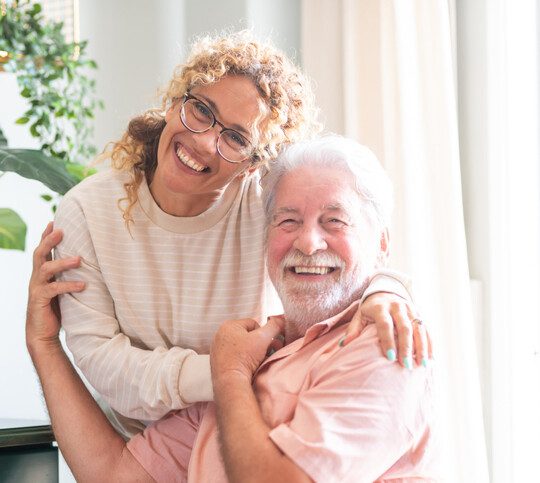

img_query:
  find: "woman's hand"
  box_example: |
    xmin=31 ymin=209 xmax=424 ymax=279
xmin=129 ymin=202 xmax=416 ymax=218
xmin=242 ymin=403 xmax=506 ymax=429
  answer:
xmin=26 ymin=222 xmax=85 ymax=351
xmin=339 ymin=293 xmax=433 ymax=368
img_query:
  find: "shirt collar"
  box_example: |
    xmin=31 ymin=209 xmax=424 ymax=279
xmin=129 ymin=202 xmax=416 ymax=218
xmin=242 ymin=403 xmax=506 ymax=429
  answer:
xmin=256 ymin=301 xmax=360 ymax=373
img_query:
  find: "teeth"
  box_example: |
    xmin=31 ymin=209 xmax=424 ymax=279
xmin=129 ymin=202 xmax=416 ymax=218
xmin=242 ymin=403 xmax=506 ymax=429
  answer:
xmin=294 ymin=266 xmax=332 ymax=275
xmin=176 ymin=147 xmax=206 ymax=172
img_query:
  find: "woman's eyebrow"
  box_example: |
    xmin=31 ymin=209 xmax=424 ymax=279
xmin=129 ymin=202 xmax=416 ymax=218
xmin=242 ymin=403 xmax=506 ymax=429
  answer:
xmin=196 ymin=93 xmax=251 ymax=135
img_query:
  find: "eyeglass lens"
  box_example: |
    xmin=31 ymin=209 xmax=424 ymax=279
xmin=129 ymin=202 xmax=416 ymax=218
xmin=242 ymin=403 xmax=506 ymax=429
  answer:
xmin=182 ymin=98 xmax=251 ymax=162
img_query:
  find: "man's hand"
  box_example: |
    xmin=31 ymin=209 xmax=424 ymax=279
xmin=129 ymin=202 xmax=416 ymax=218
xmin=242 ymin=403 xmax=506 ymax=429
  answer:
xmin=26 ymin=222 xmax=85 ymax=351
xmin=211 ymin=316 xmax=285 ymax=384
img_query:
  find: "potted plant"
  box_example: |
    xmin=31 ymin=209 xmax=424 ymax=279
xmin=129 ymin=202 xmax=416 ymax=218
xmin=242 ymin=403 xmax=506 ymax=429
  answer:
xmin=0 ymin=0 xmax=101 ymax=250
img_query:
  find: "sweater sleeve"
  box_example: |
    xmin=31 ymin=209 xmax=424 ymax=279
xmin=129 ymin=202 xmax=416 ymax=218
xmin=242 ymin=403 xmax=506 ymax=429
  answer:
xmin=54 ymin=193 xmax=213 ymax=421
xmin=360 ymin=268 xmax=414 ymax=303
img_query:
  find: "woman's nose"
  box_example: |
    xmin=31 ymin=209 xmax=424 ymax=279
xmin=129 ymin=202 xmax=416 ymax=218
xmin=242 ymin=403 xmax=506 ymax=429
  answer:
xmin=191 ymin=128 xmax=219 ymax=157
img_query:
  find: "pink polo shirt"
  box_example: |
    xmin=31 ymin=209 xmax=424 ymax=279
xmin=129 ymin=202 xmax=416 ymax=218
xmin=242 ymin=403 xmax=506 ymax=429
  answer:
xmin=127 ymin=303 xmax=440 ymax=482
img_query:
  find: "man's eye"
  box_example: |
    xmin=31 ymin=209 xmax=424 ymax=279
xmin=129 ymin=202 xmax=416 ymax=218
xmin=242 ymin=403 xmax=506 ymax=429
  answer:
xmin=326 ymin=218 xmax=346 ymax=226
xmin=278 ymin=219 xmax=298 ymax=226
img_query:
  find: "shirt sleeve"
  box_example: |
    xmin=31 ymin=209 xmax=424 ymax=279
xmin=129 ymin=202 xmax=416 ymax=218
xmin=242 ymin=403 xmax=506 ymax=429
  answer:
xmin=54 ymin=194 xmax=213 ymax=421
xmin=127 ymin=403 xmax=206 ymax=483
xmin=360 ymin=268 xmax=414 ymax=303
xmin=268 ymin=327 xmax=434 ymax=482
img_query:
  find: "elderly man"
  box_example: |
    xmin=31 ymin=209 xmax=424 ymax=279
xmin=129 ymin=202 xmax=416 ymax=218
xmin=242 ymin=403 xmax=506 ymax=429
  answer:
xmin=26 ymin=136 xmax=438 ymax=482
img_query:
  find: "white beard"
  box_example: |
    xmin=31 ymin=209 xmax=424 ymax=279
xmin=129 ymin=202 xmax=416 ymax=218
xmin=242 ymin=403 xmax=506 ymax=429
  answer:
xmin=273 ymin=250 xmax=369 ymax=338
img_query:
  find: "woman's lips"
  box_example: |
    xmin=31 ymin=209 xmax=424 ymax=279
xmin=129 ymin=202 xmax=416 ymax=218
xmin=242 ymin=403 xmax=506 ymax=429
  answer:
xmin=173 ymin=142 xmax=210 ymax=174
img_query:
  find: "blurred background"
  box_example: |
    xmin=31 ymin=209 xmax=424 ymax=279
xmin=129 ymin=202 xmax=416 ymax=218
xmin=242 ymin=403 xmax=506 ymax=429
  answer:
xmin=1 ymin=1 xmax=538 ymax=481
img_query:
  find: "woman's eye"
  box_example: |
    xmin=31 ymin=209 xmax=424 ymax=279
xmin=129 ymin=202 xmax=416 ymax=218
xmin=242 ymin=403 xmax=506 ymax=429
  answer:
xmin=223 ymin=130 xmax=248 ymax=148
xmin=195 ymin=102 xmax=213 ymax=119
xmin=230 ymin=131 xmax=247 ymax=147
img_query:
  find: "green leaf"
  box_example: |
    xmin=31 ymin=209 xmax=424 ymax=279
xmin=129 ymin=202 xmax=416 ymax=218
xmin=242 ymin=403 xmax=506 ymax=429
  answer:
xmin=0 ymin=148 xmax=78 ymax=195
xmin=15 ymin=117 xmax=30 ymax=125
xmin=66 ymin=162 xmax=97 ymax=182
xmin=0 ymin=127 xmax=7 ymax=147
xmin=40 ymin=194 xmax=53 ymax=202
xmin=0 ymin=208 xmax=27 ymax=251
xmin=20 ymin=87 xmax=32 ymax=98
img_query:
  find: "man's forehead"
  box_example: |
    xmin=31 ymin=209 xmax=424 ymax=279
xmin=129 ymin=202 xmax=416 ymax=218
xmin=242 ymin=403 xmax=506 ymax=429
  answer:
xmin=274 ymin=202 xmax=350 ymax=213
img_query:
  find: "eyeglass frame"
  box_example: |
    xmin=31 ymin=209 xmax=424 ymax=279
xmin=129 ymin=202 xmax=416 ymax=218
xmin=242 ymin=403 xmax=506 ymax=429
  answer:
xmin=179 ymin=93 xmax=255 ymax=164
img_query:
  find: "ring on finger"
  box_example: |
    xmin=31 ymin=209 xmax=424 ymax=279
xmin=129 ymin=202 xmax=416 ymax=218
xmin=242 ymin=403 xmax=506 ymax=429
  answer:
xmin=412 ymin=318 xmax=423 ymax=326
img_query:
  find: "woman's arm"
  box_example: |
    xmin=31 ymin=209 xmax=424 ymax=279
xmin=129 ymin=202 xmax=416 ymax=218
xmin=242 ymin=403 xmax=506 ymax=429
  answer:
xmin=340 ymin=270 xmax=433 ymax=368
xmin=48 ymin=192 xmax=213 ymax=421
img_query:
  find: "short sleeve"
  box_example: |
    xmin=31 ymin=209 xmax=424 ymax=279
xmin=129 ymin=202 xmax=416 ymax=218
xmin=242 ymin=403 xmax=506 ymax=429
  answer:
xmin=268 ymin=327 xmax=433 ymax=482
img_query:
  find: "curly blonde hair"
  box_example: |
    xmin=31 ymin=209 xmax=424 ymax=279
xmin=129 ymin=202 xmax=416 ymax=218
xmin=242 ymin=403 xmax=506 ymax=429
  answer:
xmin=107 ymin=30 xmax=320 ymax=225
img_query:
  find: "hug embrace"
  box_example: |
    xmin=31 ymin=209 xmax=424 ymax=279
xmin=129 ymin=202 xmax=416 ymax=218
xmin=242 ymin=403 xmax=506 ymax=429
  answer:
xmin=26 ymin=31 xmax=439 ymax=482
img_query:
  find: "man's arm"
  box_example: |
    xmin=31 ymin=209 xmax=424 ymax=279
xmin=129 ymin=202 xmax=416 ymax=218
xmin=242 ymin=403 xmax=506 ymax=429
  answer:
xmin=210 ymin=317 xmax=312 ymax=483
xmin=26 ymin=224 xmax=152 ymax=482
xmin=214 ymin=374 xmax=312 ymax=483
xmin=27 ymin=341 xmax=152 ymax=482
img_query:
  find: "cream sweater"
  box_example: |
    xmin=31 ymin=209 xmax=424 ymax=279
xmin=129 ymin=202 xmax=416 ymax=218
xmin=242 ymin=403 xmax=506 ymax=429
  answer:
xmin=55 ymin=169 xmax=411 ymax=427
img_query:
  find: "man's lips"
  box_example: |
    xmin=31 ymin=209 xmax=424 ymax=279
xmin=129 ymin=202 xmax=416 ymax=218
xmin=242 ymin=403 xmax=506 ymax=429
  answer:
xmin=287 ymin=266 xmax=337 ymax=275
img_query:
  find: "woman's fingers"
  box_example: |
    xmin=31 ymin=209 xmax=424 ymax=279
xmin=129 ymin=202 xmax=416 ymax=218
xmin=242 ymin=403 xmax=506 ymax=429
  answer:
xmin=413 ymin=319 xmax=429 ymax=367
xmin=392 ymin=305 xmax=413 ymax=368
xmin=338 ymin=307 xmax=364 ymax=347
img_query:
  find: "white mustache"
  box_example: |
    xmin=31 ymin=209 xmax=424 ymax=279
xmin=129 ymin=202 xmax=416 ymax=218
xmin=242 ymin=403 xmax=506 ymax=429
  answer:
xmin=279 ymin=250 xmax=345 ymax=271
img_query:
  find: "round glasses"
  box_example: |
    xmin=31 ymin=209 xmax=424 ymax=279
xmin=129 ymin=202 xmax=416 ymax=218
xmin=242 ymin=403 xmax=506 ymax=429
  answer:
xmin=180 ymin=93 xmax=254 ymax=163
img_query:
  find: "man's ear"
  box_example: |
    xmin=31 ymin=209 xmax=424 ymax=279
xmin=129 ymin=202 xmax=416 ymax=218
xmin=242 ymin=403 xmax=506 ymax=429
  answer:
xmin=378 ymin=229 xmax=390 ymax=264
xmin=236 ymin=163 xmax=259 ymax=180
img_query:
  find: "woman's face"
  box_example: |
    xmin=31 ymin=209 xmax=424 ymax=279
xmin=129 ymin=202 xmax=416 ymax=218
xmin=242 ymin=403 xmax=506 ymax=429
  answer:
xmin=150 ymin=75 xmax=264 ymax=217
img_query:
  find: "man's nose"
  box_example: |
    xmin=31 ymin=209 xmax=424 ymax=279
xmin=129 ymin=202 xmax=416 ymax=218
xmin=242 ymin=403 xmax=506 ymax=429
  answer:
xmin=293 ymin=224 xmax=327 ymax=256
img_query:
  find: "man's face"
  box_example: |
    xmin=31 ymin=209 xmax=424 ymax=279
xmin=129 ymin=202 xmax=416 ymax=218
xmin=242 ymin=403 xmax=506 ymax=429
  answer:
xmin=267 ymin=165 xmax=386 ymax=332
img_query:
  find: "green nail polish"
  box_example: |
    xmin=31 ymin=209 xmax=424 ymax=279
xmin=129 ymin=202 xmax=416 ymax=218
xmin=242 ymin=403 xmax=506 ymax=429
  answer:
xmin=386 ymin=349 xmax=396 ymax=362
xmin=403 ymin=356 xmax=412 ymax=370
xmin=422 ymin=358 xmax=428 ymax=368
xmin=338 ymin=337 xmax=345 ymax=347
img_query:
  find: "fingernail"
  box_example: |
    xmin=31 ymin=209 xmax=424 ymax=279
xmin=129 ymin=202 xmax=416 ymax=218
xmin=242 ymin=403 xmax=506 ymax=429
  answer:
xmin=338 ymin=337 xmax=346 ymax=347
xmin=403 ymin=356 xmax=412 ymax=370
xmin=386 ymin=349 xmax=396 ymax=362
xmin=421 ymin=357 xmax=428 ymax=368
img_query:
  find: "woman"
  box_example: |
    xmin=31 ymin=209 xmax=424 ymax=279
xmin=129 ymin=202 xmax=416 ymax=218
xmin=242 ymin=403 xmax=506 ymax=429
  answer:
xmin=27 ymin=31 xmax=427 ymax=438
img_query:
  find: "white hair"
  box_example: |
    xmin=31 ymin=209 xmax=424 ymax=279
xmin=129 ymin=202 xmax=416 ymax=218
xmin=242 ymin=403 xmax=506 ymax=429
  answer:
xmin=261 ymin=135 xmax=393 ymax=230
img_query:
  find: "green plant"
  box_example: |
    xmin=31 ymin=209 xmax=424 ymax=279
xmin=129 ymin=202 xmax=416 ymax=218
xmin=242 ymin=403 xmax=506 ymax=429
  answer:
xmin=0 ymin=1 xmax=101 ymax=250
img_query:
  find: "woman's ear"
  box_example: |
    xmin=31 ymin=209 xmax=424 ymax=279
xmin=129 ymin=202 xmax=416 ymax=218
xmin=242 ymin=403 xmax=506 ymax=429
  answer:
xmin=165 ymin=98 xmax=180 ymax=122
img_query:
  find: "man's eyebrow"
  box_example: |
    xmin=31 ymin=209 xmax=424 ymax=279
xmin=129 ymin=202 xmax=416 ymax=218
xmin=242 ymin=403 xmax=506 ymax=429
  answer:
xmin=196 ymin=94 xmax=251 ymax=136
xmin=323 ymin=203 xmax=346 ymax=211
xmin=272 ymin=207 xmax=299 ymax=220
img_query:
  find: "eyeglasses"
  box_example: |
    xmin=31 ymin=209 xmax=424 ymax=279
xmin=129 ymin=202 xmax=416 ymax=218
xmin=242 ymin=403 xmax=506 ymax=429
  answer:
xmin=180 ymin=93 xmax=254 ymax=163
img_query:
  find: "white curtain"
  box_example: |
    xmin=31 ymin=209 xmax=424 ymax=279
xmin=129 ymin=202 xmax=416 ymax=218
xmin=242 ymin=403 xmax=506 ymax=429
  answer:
xmin=301 ymin=1 xmax=489 ymax=481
